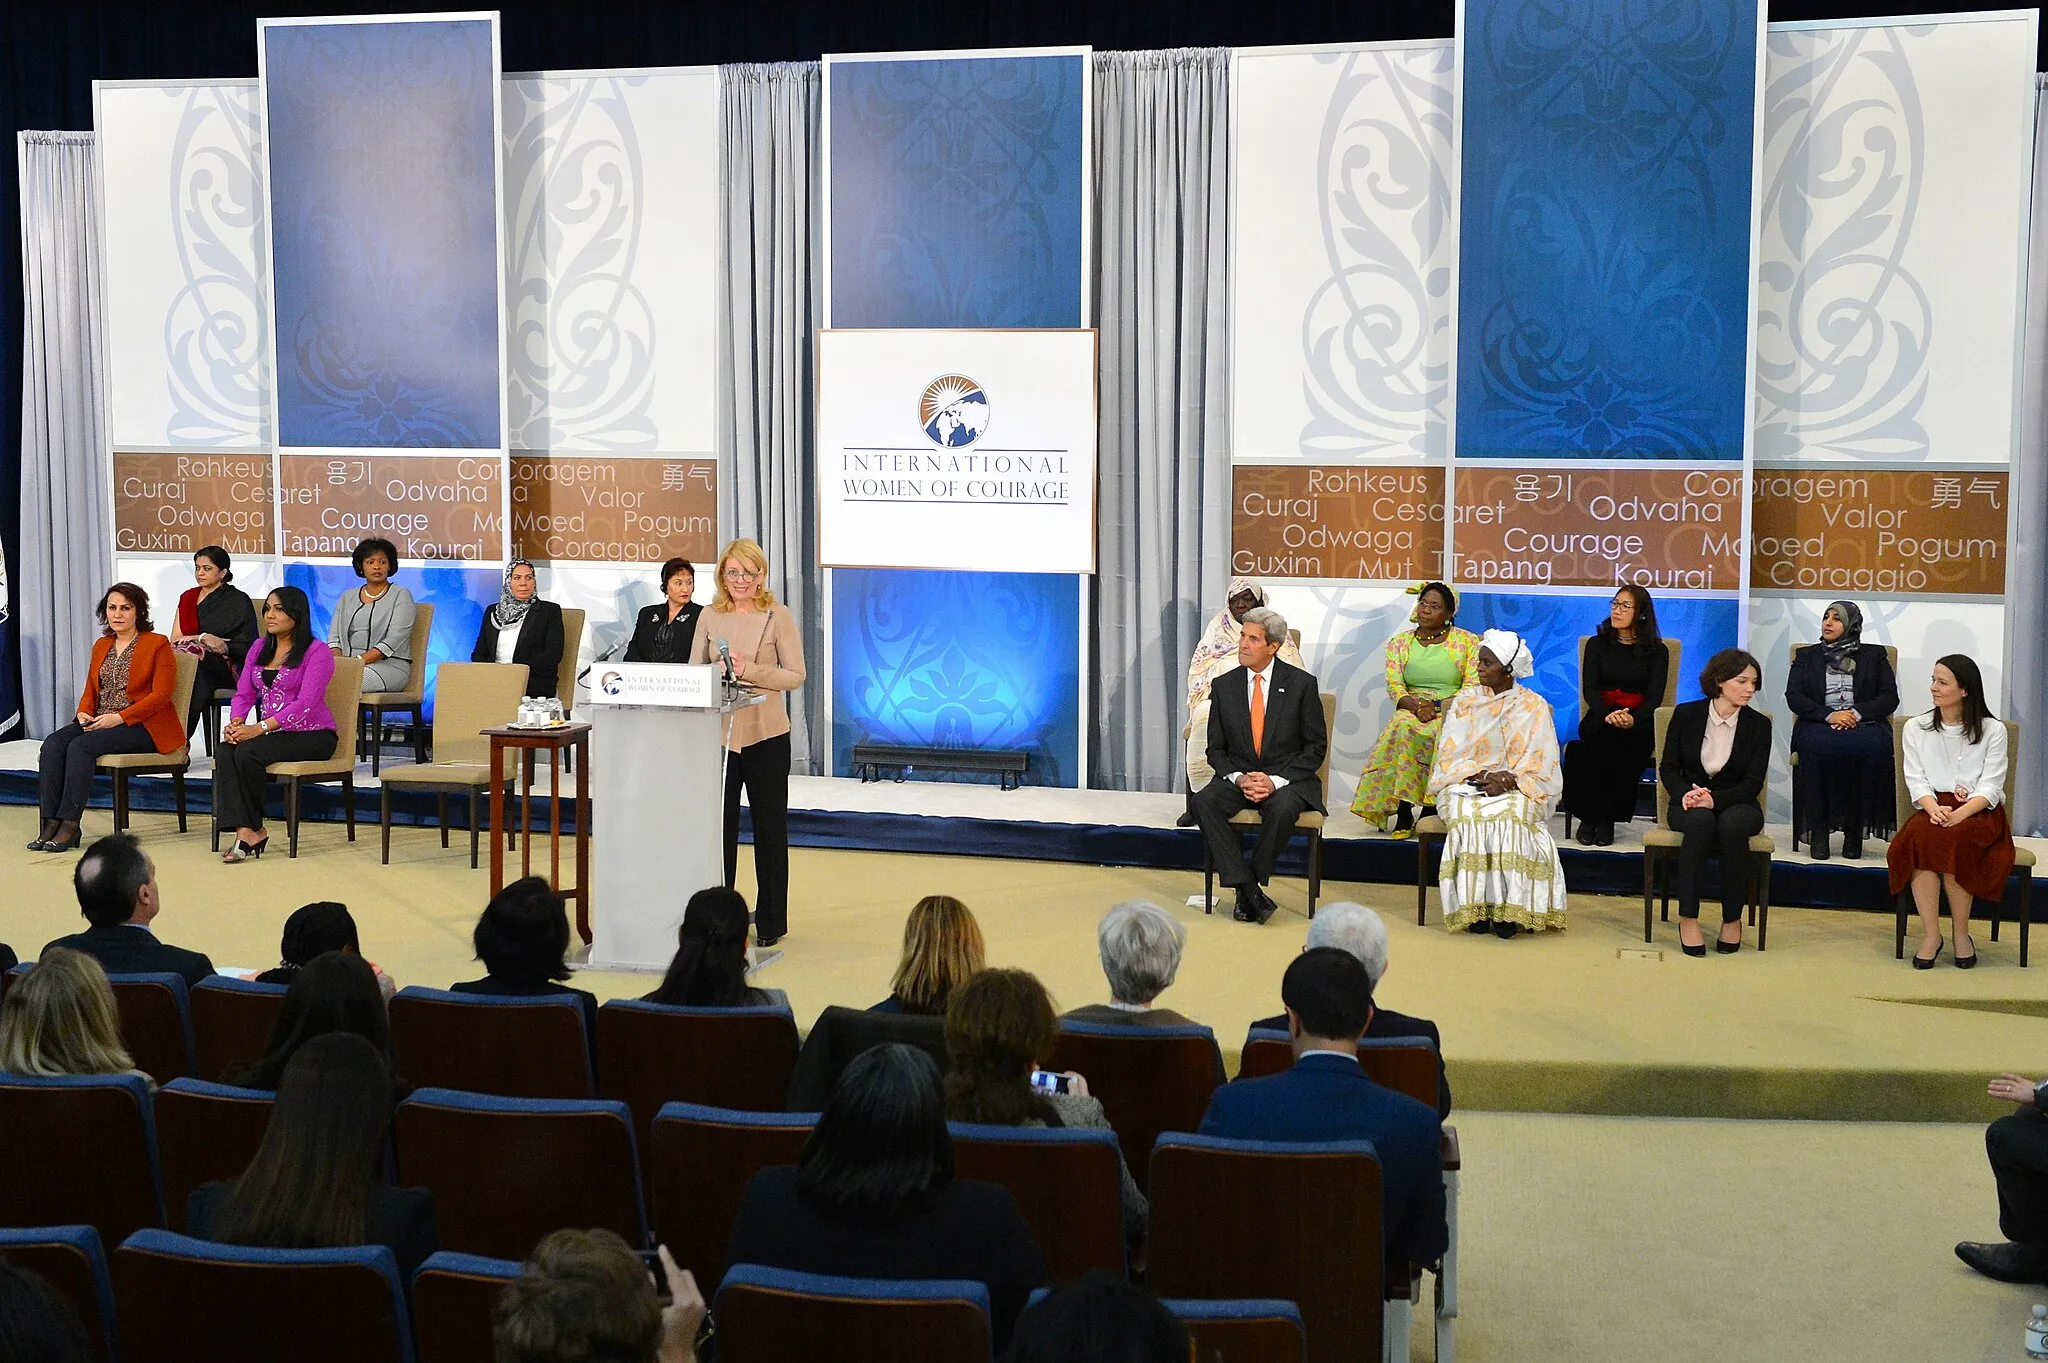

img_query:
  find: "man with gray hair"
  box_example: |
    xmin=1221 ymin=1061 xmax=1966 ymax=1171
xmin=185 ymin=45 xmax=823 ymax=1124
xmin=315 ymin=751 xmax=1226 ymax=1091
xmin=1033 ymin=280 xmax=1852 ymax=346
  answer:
xmin=1244 ymin=901 xmax=1451 ymax=1116
xmin=1188 ymin=605 xmax=1327 ymax=925
xmin=1063 ymin=900 xmax=1198 ymax=1028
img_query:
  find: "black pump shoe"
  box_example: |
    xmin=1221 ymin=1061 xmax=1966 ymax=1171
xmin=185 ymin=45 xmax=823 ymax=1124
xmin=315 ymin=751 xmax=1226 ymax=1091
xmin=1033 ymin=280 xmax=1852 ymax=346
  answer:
xmin=1681 ymin=940 xmax=1706 ymax=957
xmin=1912 ymin=941 xmax=1944 ymax=970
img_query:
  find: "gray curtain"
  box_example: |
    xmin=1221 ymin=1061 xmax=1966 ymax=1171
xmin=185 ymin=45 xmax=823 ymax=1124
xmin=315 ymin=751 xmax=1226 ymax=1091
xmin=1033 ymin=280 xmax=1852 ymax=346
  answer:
xmin=1089 ymin=49 xmax=1234 ymax=791
xmin=2010 ymin=74 xmax=2048 ymax=835
xmin=716 ymin=63 xmax=824 ymax=773
xmin=16 ymin=131 xmax=110 ymax=739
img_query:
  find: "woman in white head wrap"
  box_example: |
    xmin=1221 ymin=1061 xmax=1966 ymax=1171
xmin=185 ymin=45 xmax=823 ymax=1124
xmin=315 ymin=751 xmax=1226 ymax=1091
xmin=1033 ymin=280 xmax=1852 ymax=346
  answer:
xmin=1425 ymin=629 xmax=1567 ymax=936
xmin=1182 ymin=577 xmax=1304 ymax=795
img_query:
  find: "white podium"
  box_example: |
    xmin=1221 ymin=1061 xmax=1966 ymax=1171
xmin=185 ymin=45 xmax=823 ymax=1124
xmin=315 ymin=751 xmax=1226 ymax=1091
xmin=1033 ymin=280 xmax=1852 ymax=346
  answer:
xmin=585 ymin=662 xmax=761 ymax=972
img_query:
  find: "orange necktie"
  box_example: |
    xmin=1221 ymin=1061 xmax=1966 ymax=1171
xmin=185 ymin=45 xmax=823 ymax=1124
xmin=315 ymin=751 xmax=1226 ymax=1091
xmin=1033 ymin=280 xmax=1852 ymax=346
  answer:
xmin=1251 ymin=673 xmax=1266 ymax=757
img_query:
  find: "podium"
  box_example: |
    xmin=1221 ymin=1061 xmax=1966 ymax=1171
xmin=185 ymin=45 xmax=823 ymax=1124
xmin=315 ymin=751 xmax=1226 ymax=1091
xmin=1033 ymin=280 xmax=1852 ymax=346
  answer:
xmin=586 ymin=663 xmax=762 ymax=972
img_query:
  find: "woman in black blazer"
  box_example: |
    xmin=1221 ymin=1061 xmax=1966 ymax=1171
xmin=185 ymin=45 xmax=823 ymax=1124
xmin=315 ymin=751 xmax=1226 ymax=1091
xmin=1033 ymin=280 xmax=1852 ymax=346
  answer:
xmin=1659 ymin=648 xmax=1772 ymax=956
xmin=623 ymin=556 xmax=702 ymax=664
xmin=470 ymin=560 xmax=566 ymax=699
xmin=1785 ymin=601 xmax=1898 ymax=860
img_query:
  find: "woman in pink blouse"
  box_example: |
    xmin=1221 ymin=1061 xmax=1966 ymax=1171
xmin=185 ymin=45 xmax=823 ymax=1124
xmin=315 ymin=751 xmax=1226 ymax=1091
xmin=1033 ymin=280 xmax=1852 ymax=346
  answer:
xmin=216 ymin=586 xmax=338 ymax=863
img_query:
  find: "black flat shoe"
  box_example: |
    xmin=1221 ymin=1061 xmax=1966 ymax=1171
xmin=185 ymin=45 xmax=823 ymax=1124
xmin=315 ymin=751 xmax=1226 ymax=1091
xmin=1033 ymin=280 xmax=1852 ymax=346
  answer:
xmin=1174 ymin=811 xmax=1196 ymax=828
xmin=1466 ymin=921 xmax=1493 ymax=935
xmin=1913 ymin=942 xmax=1944 ymax=970
xmin=1492 ymin=922 xmax=1521 ymax=939
xmin=755 ymin=934 xmax=784 ymax=949
xmin=39 ymin=830 xmax=80 ymax=854
xmin=1809 ymin=838 xmax=1830 ymax=862
xmin=1956 ymin=935 xmax=1978 ymax=969
xmin=1594 ymin=822 xmax=1616 ymax=847
xmin=1841 ymin=840 xmax=1863 ymax=860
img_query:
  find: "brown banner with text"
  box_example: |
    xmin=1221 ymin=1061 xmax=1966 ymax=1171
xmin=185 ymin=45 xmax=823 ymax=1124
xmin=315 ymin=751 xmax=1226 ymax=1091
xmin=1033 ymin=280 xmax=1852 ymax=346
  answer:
xmin=1751 ymin=468 xmax=2006 ymax=596
xmin=1230 ymin=464 xmax=1445 ymax=580
xmin=277 ymin=453 xmax=504 ymax=561
xmin=113 ymin=451 xmax=273 ymax=556
xmin=1450 ymin=467 xmax=1745 ymax=590
xmin=509 ymin=454 xmax=717 ymax=564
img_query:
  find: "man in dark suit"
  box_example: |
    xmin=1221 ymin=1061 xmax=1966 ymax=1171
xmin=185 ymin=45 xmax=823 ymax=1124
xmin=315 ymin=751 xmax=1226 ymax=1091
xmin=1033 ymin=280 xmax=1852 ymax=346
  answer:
xmin=1201 ymin=948 xmax=1447 ymax=1269
xmin=1244 ymin=901 xmax=1451 ymax=1117
xmin=43 ymin=832 xmax=214 ymax=986
xmin=1191 ymin=606 xmax=1326 ymax=925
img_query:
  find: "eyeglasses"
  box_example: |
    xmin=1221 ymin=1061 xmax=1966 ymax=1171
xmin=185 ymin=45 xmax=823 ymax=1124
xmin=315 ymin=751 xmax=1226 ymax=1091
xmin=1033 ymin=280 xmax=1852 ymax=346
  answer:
xmin=723 ymin=567 xmax=763 ymax=581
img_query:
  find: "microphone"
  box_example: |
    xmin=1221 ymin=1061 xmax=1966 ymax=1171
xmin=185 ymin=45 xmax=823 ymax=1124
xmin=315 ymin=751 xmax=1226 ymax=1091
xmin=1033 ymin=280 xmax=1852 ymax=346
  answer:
xmin=715 ymin=637 xmax=735 ymax=684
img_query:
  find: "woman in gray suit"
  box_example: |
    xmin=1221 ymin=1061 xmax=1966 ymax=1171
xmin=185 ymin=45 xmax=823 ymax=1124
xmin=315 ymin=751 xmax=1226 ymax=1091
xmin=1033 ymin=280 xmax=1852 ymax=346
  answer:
xmin=329 ymin=537 xmax=417 ymax=693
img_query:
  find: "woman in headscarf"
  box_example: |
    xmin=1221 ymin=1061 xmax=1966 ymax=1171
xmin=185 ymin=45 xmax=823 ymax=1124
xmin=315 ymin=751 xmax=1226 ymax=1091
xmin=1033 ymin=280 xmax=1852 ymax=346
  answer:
xmin=470 ymin=559 xmax=567 ymax=698
xmin=1352 ymin=582 xmax=1481 ymax=838
xmin=1179 ymin=577 xmax=1304 ymax=823
xmin=1426 ymin=629 xmax=1565 ymax=937
xmin=1785 ymin=601 xmax=1898 ymax=860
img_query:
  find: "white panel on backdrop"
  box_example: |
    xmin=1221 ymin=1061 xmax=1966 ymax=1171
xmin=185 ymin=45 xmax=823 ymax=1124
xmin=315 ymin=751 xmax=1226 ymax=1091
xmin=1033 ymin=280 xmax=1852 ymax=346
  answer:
xmin=96 ymin=82 xmax=270 ymax=450
xmin=817 ymin=329 xmax=1099 ymax=573
xmin=1231 ymin=42 xmax=1454 ymax=462
xmin=1756 ymin=14 xmax=2038 ymax=464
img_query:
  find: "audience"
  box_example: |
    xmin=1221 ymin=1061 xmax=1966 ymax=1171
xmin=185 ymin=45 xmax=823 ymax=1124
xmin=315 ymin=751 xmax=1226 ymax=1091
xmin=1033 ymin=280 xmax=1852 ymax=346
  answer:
xmin=450 ymin=876 xmax=598 ymax=1035
xmin=0 ymin=944 xmax=14 ymax=973
xmin=0 ymin=948 xmax=142 ymax=1080
xmin=1244 ymin=901 xmax=1451 ymax=1117
xmin=43 ymin=833 xmax=214 ymax=986
xmin=1199 ymin=948 xmax=1447 ymax=1269
xmin=643 ymin=887 xmax=788 ymax=1010
xmin=945 ymin=968 xmax=1146 ymax=1245
xmin=188 ymin=1032 xmax=437 ymax=1281
xmin=493 ymin=1229 xmax=704 ymax=1363
xmin=871 ymin=894 xmax=984 ymax=1015
xmin=725 ymin=1043 xmax=1046 ymax=1350
xmin=254 ymin=901 xmax=395 ymax=1000
xmin=1002 ymin=1270 xmax=1189 ymax=1363
xmin=230 ymin=951 xmax=399 ymax=1093
xmin=0 ymin=1259 xmax=91 ymax=1363
xmin=1061 ymin=901 xmax=1195 ymax=1027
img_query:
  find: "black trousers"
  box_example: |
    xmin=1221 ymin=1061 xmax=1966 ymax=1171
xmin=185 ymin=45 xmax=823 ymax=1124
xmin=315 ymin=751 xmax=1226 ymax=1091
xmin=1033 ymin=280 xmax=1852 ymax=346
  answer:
xmin=724 ymin=731 xmax=791 ymax=940
xmin=212 ymin=730 xmax=337 ymax=830
xmin=185 ymin=653 xmax=238 ymax=735
xmin=39 ymin=722 xmax=153 ymax=821
xmin=1990 ymin=1108 xmax=2048 ymax=1247
xmin=1192 ymin=775 xmax=1316 ymax=888
xmin=1670 ymin=802 xmax=1764 ymax=922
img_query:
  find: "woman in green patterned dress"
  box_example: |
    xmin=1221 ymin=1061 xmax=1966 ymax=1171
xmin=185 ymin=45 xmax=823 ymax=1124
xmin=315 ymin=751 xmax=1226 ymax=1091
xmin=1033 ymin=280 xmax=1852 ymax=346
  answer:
xmin=1350 ymin=582 xmax=1480 ymax=837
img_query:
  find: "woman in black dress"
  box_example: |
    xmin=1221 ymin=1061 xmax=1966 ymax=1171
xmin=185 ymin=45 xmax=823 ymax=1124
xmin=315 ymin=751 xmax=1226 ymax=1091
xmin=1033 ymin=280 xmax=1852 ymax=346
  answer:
xmin=170 ymin=545 xmax=259 ymax=736
xmin=1560 ymin=585 xmax=1668 ymax=846
xmin=1786 ymin=600 xmax=1898 ymax=860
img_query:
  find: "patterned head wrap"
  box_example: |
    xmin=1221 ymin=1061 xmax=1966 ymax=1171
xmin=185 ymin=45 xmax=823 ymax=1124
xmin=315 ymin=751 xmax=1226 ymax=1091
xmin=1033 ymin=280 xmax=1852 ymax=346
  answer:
xmin=492 ymin=559 xmax=537 ymax=630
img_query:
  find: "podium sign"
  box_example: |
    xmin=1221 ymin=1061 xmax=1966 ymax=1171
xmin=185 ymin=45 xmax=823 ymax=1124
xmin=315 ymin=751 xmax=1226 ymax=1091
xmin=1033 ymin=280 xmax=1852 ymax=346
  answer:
xmin=587 ymin=662 xmax=721 ymax=709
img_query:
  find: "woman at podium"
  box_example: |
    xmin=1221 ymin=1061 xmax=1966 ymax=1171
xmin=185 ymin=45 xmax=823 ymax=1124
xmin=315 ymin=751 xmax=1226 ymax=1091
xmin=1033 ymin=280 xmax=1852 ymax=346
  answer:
xmin=692 ymin=539 xmax=806 ymax=949
xmin=624 ymin=557 xmax=702 ymax=664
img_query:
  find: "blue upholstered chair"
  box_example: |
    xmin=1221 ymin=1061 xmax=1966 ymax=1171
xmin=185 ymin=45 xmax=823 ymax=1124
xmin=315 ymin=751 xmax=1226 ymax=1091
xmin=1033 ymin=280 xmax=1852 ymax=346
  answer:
xmin=1045 ymin=1021 xmax=1223 ymax=1194
xmin=715 ymin=1263 xmax=992 ymax=1363
xmin=188 ymin=975 xmax=288 ymax=1084
xmin=412 ymin=1250 xmax=522 ymax=1363
xmin=648 ymin=1101 xmax=816 ymax=1295
xmin=0 ymin=1074 xmax=163 ymax=1246
xmin=596 ymin=1000 xmax=801 ymax=1142
xmin=388 ymin=986 xmax=593 ymax=1099
xmin=0 ymin=1225 xmax=118 ymax=1361
xmin=104 ymin=972 xmax=196 ymax=1084
xmin=947 ymin=1121 xmax=1126 ymax=1279
xmin=1164 ymin=1297 xmax=1307 ymax=1363
xmin=153 ymin=1079 xmax=274 ymax=1233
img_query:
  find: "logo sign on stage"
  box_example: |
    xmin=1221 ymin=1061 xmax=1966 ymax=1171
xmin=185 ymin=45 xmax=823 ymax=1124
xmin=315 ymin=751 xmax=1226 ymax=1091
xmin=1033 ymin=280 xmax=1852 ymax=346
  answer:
xmin=586 ymin=662 xmax=721 ymax=709
xmin=816 ymin=329 xmax=1098 ymax=575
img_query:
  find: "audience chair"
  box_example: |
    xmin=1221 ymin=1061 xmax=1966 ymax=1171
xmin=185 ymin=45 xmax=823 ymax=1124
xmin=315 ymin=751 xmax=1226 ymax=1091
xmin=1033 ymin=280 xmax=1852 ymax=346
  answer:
xmin=1202 ymin=693 xmax=1337 ymax=918
xmin=0 ymin=1225 xmax=117 ymax=1362
xmin=715 ymin=1263 xmax=992 ymax=1363
xmin=1165 ymin=1298 xmax=1307 ymax=1363
xmin=389 ymin=986 xmax=593 ymax=1099
xmin=268 ymin=654 xmax=367 ymax=857
xmin=154 ymin=1079 xmax=273 ymax=1234
xmin=395 ymin=1088 xmax=643 ymax=1262
xmin=377 ymin=662 xmax=530 ymax=867
xmin=1149 ymin=1134 xmax=1413 ymax=1363
xmin=1560 ymin=636 xmax=1681 ymax=841
xmin=785 ymin=1005 xmax=948 ymax=1111
xmin=1788 ymin=642 xmax=1897 ymax=852
xmin=949 ymin=1122 xmax=1125 ymax=1280
xmin=0 ymin=1074 xmax=163 ymax=1247
xmin=649 ymin=1102 xmax=816 ymax=1294
xmin=107 ymin=972 xmax=197 ymax=1084
xmin=412 ymin=1251 xmax=521 ymax=1363
xmin=1640 ymin=706 xmax=1776 ymax=949
xmin=1891 ymin=715 xmax=2032 ymax=966
xmin=596 ymin=1000 xmax=800 ymax=1144
xmin=112 ymin=1228 xmax=413 ymax=1363
xmin=357 ymin=603 xmax=435 ymax=775
xmin=1046 ymin=1021 xmax=1222 ymax=1195
xmin=98 ymin=650 xmax=199 ymax=835
xmin=189 ymin=975 xmax=288 ymax=1083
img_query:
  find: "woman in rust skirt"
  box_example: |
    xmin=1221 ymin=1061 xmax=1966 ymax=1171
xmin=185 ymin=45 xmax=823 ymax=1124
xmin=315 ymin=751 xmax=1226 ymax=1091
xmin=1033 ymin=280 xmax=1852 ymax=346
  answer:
xmin=1888 ymin=654 xmax=2012 ymax=969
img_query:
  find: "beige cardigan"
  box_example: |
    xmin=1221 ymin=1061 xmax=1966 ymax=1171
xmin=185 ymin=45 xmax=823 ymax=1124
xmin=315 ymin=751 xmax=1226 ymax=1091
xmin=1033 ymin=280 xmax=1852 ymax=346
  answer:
xmin=691 ymin=603 xmax=806 ymax=751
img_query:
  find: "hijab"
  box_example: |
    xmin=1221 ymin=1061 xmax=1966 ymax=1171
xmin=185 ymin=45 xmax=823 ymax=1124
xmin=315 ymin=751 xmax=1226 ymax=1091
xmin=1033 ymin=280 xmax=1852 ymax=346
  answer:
xmin=1820 ymin=600 xmax=1863 ymax=673
xmin=492 ymin=560 xmax=536 ymax=630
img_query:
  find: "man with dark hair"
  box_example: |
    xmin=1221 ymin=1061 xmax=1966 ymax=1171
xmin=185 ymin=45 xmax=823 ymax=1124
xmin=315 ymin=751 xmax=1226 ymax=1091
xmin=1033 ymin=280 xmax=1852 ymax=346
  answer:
xmin=1198 ymin=948 xmax=1446 ymax=1267
xmin=43 ymin=833 xmax=213 ymax=986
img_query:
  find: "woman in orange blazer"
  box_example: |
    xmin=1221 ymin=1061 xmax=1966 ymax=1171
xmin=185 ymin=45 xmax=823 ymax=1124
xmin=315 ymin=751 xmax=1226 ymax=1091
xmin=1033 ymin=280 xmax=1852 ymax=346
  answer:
xmin=33 ymin=584 xmax=185 ymax=853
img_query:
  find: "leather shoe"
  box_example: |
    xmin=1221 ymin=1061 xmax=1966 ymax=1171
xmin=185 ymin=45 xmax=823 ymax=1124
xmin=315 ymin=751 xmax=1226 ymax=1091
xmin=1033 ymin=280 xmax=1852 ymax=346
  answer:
xmin=1175 ymin=810 xmax=1196 ymax=828
xmin=1913 ymin=941 xmax=1943 ymax=969
xmin=1231 ymin=890 xmax=1258 ymax=924
xmin=1956 ymin=1240 xmax=2048 ymax=1284
xmin=1809 ymin=837 xmax=1830 ymax=862
xmin=1254 ymin=885 xmax=1278 ymax=925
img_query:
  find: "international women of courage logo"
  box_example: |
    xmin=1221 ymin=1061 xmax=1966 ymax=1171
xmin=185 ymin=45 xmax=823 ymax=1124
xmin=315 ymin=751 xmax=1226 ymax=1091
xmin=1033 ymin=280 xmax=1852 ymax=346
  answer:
xmin=919 ymin=375 xmax=990 ymax=448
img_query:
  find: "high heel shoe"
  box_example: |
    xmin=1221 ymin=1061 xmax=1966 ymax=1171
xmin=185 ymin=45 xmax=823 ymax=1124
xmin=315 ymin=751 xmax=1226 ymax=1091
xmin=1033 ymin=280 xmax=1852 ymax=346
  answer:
xmin=1679 ymin=923 xmax=1706 ymax=957
xmin=222 ymin=836 xmax=268 ymax=864
xmin=1913 ymin=941 xmax=1944 ymax=970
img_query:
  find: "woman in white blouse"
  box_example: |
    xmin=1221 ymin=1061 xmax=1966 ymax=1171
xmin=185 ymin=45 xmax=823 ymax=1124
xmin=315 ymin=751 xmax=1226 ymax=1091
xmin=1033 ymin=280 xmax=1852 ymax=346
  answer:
xmin=1887 ymin=654 xmax=2013 ymax=969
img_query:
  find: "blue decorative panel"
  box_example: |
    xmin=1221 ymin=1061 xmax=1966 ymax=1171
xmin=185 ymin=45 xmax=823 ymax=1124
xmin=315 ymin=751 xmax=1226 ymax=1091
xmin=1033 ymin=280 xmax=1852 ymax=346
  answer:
xmin=264 ymin=19 xmax=502 ymax=448
xmin=1454 ymin=592 xmax=1740 ymax=745
xmin=832 ymin=569 xmax=1080 ymax=786
xmin=828 ymin=54 xmax=1086 ymax=328
xmin=1455 ymin=0 xmax=1761 ymax=461
xmin=283 ymin=563 xmax=499 ymax=719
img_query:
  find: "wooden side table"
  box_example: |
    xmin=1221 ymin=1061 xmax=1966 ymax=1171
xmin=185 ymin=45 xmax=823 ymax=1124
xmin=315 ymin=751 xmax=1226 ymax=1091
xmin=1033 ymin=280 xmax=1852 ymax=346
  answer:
xmin=485 ymin=722 xmax=592 ymax=943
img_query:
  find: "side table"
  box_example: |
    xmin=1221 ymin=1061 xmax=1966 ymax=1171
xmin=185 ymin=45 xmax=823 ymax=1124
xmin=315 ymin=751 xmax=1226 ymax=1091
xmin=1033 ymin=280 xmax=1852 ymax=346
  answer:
xmin=485 ymin=722 xmax=592 ymax=943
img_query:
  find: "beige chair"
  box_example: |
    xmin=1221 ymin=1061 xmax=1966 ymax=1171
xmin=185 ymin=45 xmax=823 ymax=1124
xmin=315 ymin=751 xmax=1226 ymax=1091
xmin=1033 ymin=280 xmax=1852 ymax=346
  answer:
xmin=550 ymin=607 xmax=586 ymax=776
xmin=1640 ymin=706 xmax=1777 ymax=949
xmin=1560 ymin=635 xmax=1681 ymax=841
xmin=1200 ymin=693 xmax=1337 ymax=917
xmin=1788 ymin=642 xmax=1898 ymax=852
xmin=357 ymin=603 xmax=435 ymax=776
xmin=1890 ymin=714 xmax=2031 ymax=967
xmin=378 ymin=662 xmax=531 ymax=868
xmin=268 ymin=656 xmax=367 ymax=859
xmin=98 ymin=650 xmax=200 ymax=834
